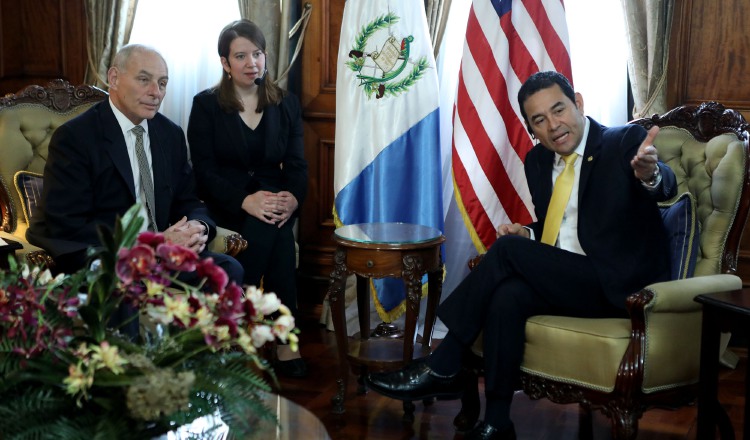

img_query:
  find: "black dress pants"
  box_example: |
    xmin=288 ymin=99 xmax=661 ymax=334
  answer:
xmin=233 ymin=215 xmax=298 ymax=316
xmin=438 ymin=235 xmax=626 ymax=400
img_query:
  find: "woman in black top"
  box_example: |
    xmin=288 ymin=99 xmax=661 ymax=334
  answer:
xmin=188 ymin=19 xmax=308 ymax=377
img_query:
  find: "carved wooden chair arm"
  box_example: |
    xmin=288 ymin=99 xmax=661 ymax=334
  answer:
xmin=468 ymin=254 xmax=484 ymax=270
xmin=25 ymin=250 xmax=55 ymax=271
xmin=223 ymin=233 xmax=248 ymax=257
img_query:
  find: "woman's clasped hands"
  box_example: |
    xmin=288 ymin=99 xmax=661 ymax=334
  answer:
xmin=242 ymin=191 xmax=298 ymax=227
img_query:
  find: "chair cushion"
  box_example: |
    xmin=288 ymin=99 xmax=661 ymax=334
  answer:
xmin=659 ymin=192 xmax=699 ymax=280
xmin=520 ymin=315 xmax=632 ymax=392
xmin=13 ymin=171 xmax=43 ymax=225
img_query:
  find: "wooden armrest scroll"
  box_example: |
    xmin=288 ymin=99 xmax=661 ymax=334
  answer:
xmin=468 ymin=254 xmax=484 ymax=270
xmin=26 ymin=250 xmax=55 ymax=270
xmin=224 ymin=233 xmax=248 ymax=257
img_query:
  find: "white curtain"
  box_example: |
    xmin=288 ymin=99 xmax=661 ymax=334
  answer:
xmin=128 ymin=0 xmax=241 ymax=131
xmin=565 ymin=0 xmax=629 ymax=126
xmin=621 ymin=0 xmax=674 ymax=118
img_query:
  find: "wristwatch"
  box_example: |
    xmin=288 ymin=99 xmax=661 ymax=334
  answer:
xmin=642 ymin=165 xmax=661 ymax=187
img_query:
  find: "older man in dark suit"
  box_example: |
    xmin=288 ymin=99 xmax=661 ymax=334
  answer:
xmin=366 ymin=71 xmax=677 ymax=440
xmin=27 ymin=44 xmax=242 ymax=284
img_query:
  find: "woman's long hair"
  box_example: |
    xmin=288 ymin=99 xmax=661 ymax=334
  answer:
xmin=216 ymin=19 xmax=284 ymax=113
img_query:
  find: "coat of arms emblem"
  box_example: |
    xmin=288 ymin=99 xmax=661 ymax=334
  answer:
xmin=345 ymin=12 xmax=429 ymax=99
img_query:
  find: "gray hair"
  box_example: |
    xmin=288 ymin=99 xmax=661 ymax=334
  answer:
xmin=111 ymin=44 xmax=166 ymax=71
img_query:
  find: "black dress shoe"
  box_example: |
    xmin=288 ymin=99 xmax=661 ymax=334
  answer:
xmin=274 ymin=358 xmax=309 ymax=378
xmin=465 ymin=421 xmax=516 ymax=440
xmin=365 ymin=358 xmax=465 ymax=401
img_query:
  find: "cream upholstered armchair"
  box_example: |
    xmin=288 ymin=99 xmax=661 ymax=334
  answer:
xmin=0 ymin=80 xmax=247 ymax=270
xmin=454 ymin=102 xmax=750 ymax=440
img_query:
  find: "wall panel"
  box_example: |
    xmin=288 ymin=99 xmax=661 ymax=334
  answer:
xmin=298 ymin=0 xmax=344 ymax=290
xmin=0 ymin=0 xmax=87 ymax=94
xmin=668 ymin=0 xmax=750 ymax=282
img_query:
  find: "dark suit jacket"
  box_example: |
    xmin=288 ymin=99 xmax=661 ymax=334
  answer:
xmin=524 ymin=117 xmax=676 ymax=304
xmin=187 ymin=89 xmax=307 ymax=229
xmin=27 ymin=100 xmax=216 ymax=259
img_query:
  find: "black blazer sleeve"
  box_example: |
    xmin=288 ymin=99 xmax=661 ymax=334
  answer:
xmin=277 ymin=93 xmax=308 ymax=208
xmin=27 ymin=121 xmax=105 ymax=256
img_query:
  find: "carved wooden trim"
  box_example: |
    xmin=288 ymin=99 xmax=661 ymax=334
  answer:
xmin=327 ymin=247 xmax=348 ymax=306
xmin=631 ymin=101 xmax=749 ymax=143
xmin=26 ymin=250 xmax=55 ymax=270
xmin=402 ymin=254 xmax=424 ymax=315
xmin=613 ymin=289 xmax=653 ymax=405
xmin=223 ymin=233 xmax=248 ymax=257
xmin=0 ymin=79 xmax=107 ymax=112
xmin=0 ymin=174 xmax=16 ymax=233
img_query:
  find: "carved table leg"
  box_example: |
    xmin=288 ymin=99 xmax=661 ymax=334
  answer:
xmin=328 ymin=247 xmax=349 ymax=414
xmin=356 ymin=274 xmax=370 ymax=339
xmin=401 ymin=254 xmax=424 ymax=362
xmin=422 ymin=266 xmax=443 ymax=349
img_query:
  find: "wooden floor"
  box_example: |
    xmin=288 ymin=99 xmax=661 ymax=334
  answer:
xmin=274 ymin=300 xmax=747 ymax=440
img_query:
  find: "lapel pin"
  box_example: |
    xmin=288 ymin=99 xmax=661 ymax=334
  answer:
xmin=587 ymin=156 xmax=593 ymax=162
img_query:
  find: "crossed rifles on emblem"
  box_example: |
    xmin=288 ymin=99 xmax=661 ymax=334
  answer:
xmin=349 ymin=35 xmax=413 ymax=99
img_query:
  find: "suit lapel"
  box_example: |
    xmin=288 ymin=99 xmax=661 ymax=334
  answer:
xmin=100 ymin=102 xmax=137 ymax=199
xmin=538 ymin=147 xmax=555 ymax=209
xmin=578 ymin=117 xmax=603 ymax=201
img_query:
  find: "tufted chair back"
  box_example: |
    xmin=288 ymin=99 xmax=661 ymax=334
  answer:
xmin=631 ymin=104 xmax=749 ymax=278
xmin=0 ymin=80 xmax=107 ymax=265
xmin=0 ymin=82 xmax=106 ymax=227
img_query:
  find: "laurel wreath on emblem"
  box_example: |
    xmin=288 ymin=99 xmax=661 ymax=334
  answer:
xmin=345 ymin=12 xmax=429 ymax=99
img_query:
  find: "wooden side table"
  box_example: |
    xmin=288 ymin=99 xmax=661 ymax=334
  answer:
xmin=0 ymin=238 xmax=22 ymax=270
xmin=695 ymin=289 xmax=750 ymax=440
xmin=327 ymin=223 xmax=445 ymax=416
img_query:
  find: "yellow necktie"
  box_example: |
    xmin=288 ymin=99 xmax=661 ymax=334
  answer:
xmin=541 ymin=153 xmax=578 ymax=245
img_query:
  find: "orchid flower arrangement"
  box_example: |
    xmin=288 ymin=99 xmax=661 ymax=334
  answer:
xmin=0 ymin=205 xmax=297 ymax=439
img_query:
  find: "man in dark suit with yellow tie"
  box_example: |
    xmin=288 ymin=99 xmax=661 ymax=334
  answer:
xmin=27 ymin=44 xmax=243 ymax=284
xmin=366 ymin=71 xmax=677 ymax=440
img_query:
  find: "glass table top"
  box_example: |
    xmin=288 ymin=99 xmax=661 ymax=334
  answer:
xmin=334 ymin=222 xmax=444 ymax=245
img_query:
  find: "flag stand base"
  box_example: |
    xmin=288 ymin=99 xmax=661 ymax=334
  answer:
xmin=370 ymin=321 xmax=403 ymax=339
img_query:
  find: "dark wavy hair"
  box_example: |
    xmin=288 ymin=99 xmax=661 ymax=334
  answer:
xmin=216 ymin=19 xmax=284 ymax=113
xmin=517 ymin=71 xmax=575 ymax=133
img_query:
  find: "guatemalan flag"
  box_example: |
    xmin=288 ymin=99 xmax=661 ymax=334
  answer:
xmin=334 ymin=0 xmax=443 ymax=322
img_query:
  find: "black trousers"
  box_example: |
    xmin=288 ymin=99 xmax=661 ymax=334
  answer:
xmin=233 ymin=215 xmax=298 ymax=316
xmin=438 ymin=235 xmax=626 ymax=400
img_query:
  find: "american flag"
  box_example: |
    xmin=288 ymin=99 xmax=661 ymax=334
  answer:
xmin=451 ymin=0 xmax=573 ymax=251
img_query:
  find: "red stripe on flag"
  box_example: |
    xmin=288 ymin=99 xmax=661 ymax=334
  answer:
xmin=498 ymin=7 xmax=539 ymax=87
xmin=522 ymin=0 xmax=573 ymax=77
xmin=451 ymin=139 xmax=496 ymax=247
xmin=465 ymin=10 xmax=533 ymax=162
